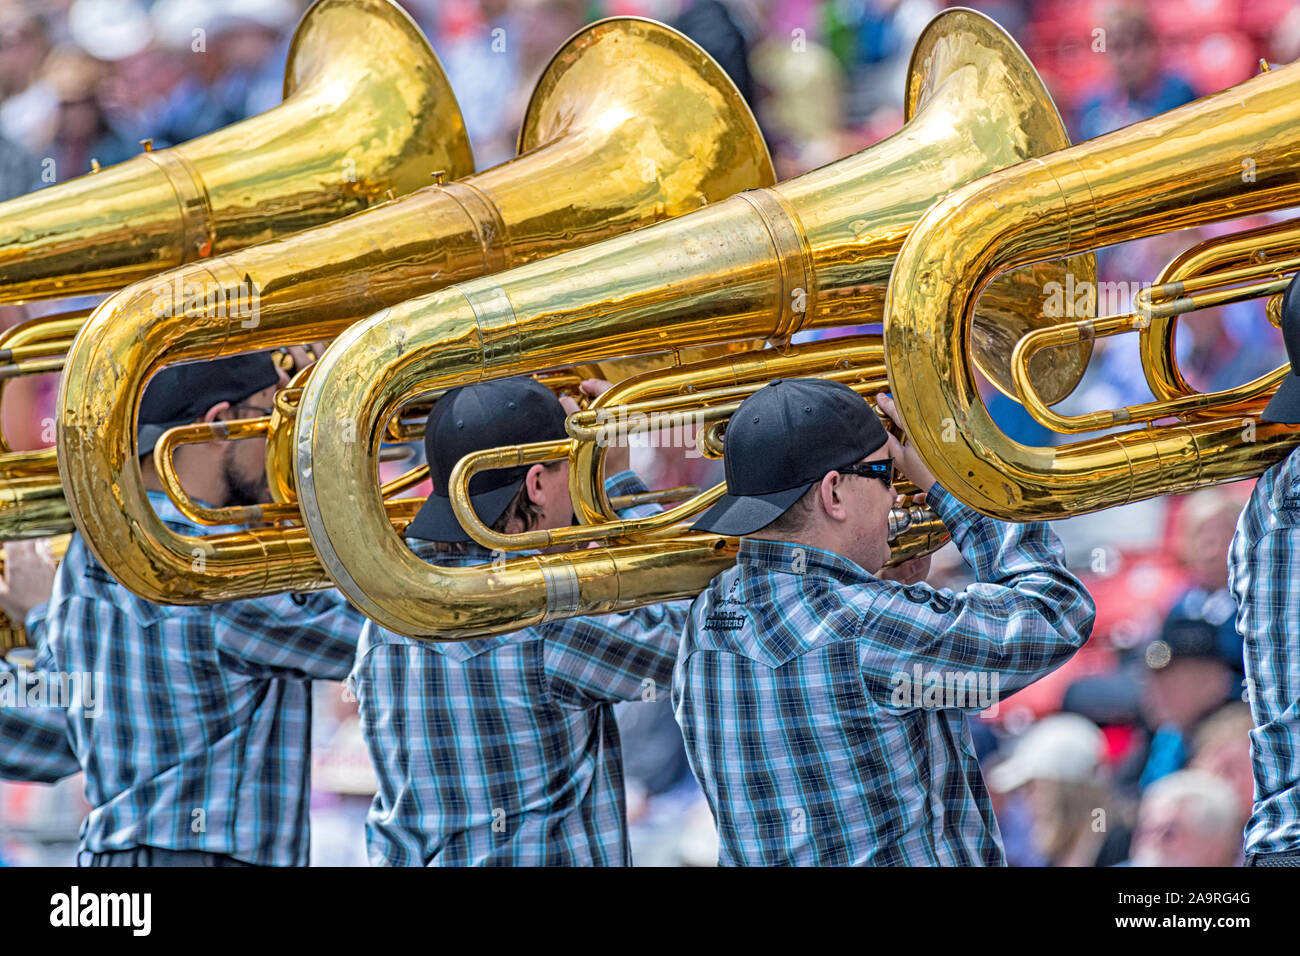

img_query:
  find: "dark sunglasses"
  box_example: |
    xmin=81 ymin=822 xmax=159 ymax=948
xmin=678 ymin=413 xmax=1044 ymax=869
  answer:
xmin=837 ymin=457 xmax=895 ymax=488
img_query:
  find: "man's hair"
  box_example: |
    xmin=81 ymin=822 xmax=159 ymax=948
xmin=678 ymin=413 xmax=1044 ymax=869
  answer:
xmin=422 ymin=461 xmax=563 ymax=555
xmin=1191 ymin=702 xmax=1253 ymax=758
xmin=1139 ymin=769 xmax=1240 ymax=838
xmin=754 ymin=482 xmax=819 ymax=536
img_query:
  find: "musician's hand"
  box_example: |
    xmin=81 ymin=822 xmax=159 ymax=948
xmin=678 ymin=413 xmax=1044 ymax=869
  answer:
xmin=581 ymin=378 xmax=630 ymax=476
xmin=0 ymin=539 xmax=58 ymax=622
xmin=875 ymin=392 xmax=936 ymax=497
xmin=879 ymin=554 xmax=931 ymax=586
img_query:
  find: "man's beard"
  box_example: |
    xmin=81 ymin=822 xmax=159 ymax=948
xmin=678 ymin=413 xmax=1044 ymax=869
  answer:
xmin=222 ymin=455 xmax=269 ymax=508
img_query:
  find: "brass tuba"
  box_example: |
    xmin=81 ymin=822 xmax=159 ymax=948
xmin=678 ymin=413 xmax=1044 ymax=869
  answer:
xmin=283 ymin=7 xmax=1092 ymax=638
xmin=56 ymin=17 xmax=774 ymax=604
xmin=0 ymin=0 xmax=474 ymax=538
xmin=882 ymin=59 xmax=1300 ymax=521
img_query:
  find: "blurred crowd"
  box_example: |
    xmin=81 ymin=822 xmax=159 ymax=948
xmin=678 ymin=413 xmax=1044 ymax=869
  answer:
xmin=1 ymin=0 xmax=1295 ymax=865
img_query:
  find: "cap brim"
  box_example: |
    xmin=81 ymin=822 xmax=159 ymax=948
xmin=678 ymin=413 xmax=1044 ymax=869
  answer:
xmin=1261 ymin=373 xmax=1300 ymax=424
xmin=405 ymin=479 xmax=524 ymax=543
xmin=986 ymin=758 xmax=1033 ymax=794
xmin=138 ymin=419 xmax=192 ymax=458
xmin=690 ymin=481 xmax=816 ymax=536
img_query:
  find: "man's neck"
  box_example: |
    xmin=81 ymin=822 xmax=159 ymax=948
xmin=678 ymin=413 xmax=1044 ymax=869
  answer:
xmin=140 ymin=450 xmax=227 ymax=509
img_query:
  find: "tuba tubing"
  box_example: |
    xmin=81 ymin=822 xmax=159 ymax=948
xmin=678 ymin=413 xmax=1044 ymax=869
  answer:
xmin=0 ymin=0 xmax=473 ymax=541
xmin=288 ymin=8 xmax=1090 ymax=638
xmin=56 ymin=17 xmax=774 ymax=604
xmin=883 ymin=57 xmax=1300 ymax=522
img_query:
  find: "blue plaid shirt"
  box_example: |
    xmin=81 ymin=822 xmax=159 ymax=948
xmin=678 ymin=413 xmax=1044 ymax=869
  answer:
xmin=353 ymin=470 xmax=688 ymax=866
xmin=30 ymin=491 xmax=365 ymax=866
xmin=0 ymin=607 xmax=81 ymax=782
xmin=1228 ymin=450 xmax=1300 ymax=857
xmin=673 ymin=484 xmax=1095 ymax=866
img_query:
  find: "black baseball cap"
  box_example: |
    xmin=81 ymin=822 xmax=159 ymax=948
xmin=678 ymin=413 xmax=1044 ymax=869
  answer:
xmin=1145 ymin=602 xmax=1243 ymax=674
xmin=691 ymin=378 xmax=890 ymax=536
xmin=405 ymin=377 xmax=568 ymax=543
xmin=1262 ymin=271 xmax=1300 ymax=423
xmin=138 ymin=352 xmax=281 ymax=457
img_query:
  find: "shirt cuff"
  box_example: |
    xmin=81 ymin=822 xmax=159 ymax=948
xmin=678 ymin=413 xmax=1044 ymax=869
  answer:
xmin=925 ymin=483 xmax=983 ymax=540
xmin=603 ymin=469 xmax=649 ymax=500
xmin=23 ymin=602 xmax=48 ymax=634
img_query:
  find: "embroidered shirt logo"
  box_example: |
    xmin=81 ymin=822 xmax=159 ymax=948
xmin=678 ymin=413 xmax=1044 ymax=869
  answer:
xmin=703 ymin=611 xmax=746 ymax=632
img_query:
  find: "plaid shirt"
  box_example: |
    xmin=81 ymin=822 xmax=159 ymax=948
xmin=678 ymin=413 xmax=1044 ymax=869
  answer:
xmin=32 ymin=491 xmax=365 ymax=866
xmin=0 ymin=607 xmax=81 ymax=782
xmin=673 ymin=484 xmax=1094 ymax=866
xmin=353 ymin=470 xmax=688 ymax=866
xmin=1228 ymin=449 xmax=1300 ymax=857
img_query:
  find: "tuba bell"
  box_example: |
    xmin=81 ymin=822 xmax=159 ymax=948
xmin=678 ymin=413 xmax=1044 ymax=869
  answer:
xmin=0 ymin=0 xmax=474 ymax=539
xmin=56 ymin=17 xmax=774 ymax=604
xmin=284 ymin=7 xmax=1092 ymax=638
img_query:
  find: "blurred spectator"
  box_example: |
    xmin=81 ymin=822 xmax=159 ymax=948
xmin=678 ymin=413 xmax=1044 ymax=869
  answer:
xmin=1188 ymin=702 xmax=1254 ymax=825
xmin=1125 ymin=769 xmax=1244 ymax=866
xmin=750 ymin=31 xmax=845 ymax=178
xmin=1075 ymin=5 xmax=1195 ymax=141
xmin=0 ymin=3 xmax=56 ymax=148
xmin=988 ymin=714 xmax=1132 ymax=867
xmin=674 ymin=0 xmax=756 ymax=106
xmin=1165 ymin=487 xmax=1246 ymax=673
xmin=0 ymin=132 xmax=34 ymax=197
xmin=616 ymin=696 xmax=693 ymax=798
xmin=1137 ymin=600 xmax=1242 ymax=789
xmin=42 ymin=46 xmax=135 ymax=178
xmin=434 ymin=0 xmax=520 ymax=167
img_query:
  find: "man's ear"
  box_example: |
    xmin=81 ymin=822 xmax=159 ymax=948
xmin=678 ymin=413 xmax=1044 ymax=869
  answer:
xmin=201 ymin=401 xmax=231 ymax=425
xmin=524 ymin=462 xmax=548 ymax=506
xmin=817 ymin=471 xmax=848 ymax=522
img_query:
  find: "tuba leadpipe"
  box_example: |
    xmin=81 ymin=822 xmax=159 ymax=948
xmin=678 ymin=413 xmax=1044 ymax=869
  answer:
xmin=1009 ymin=220 xmax=1298 ymax=436
xmin=56 ymin=17 xmax=774 ymax=604
xmin=288 ymin=7 xmax=1091 ymax=638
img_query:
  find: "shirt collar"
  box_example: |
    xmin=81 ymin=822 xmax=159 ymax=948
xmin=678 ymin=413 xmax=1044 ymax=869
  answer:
xmin=405 ymin=536 xmax=507 ymax=566
xmin=736 ymin=537 xmax=875 ymax=584
xmin=145 ymin=488 xmax=241 ymax=535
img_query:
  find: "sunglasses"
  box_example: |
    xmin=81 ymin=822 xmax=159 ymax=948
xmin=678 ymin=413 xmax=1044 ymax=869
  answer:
xmin=836 ymin=457 xmax=895 ymax=489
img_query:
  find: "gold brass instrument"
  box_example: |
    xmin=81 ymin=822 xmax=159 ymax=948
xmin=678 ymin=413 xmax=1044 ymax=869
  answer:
xmin=286 ymin=8 xmax=1093 ymax=639
xmin=447 ymin=336 xmax=950 ymax=564
xmin=883 ymin=59 xmax=1300 ymax=522
xmin=0 ymin=310 xmax=89 ymax=540
xmin=1010 ymin=217 xmax=1297 ymax=435
xmin=0 ymin=0 xmax=473 ymax=540
xmin=0 ymin=0 xmax=470 ymax=305
xmin=56 ymin=17 xmax=775 ymax=604
xmin=0 ymin=534 xmax=71 ymax=656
